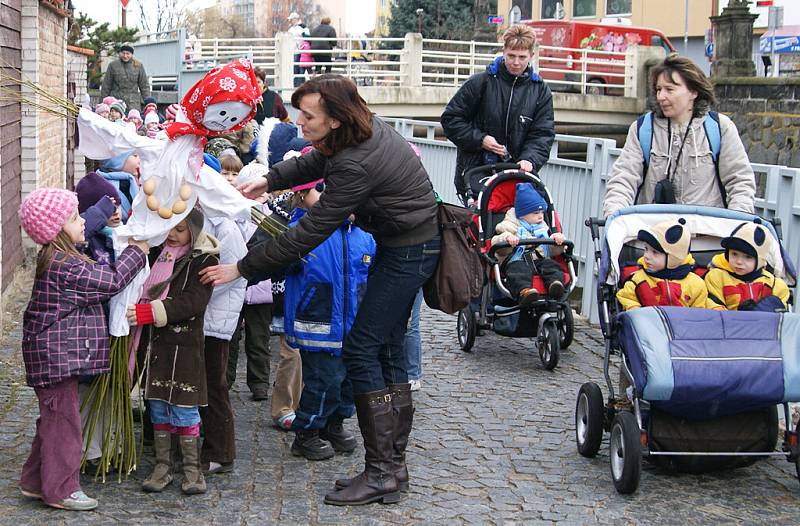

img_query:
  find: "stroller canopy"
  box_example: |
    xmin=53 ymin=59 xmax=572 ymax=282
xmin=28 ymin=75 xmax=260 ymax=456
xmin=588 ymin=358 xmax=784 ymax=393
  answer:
xmin=600 ymin=205 xmax=797 ymax=287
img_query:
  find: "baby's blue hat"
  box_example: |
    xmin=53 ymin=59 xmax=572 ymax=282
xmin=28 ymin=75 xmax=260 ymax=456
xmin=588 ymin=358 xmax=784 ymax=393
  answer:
xmin=515 ymin=183 xmax=547 ymax=217
xmin=100 ymin=151 xmax=135 ymax=172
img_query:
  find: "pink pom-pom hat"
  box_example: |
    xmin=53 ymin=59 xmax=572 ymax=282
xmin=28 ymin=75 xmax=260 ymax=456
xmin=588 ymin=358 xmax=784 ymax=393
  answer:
xmin=18 ymin=188 xmax=79 ymax=244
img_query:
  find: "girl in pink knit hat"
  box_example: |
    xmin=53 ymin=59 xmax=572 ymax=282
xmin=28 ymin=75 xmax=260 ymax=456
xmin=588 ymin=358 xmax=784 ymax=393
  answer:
xmin=17 ymin=188 xmax=149 ymax=511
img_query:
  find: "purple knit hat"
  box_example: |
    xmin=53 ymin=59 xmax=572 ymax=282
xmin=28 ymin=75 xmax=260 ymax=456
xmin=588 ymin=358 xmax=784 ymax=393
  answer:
xmin=76 ymin=172 xmax=119 ymax=213
xmin=19 ymin=188 xmax=79 ymax=245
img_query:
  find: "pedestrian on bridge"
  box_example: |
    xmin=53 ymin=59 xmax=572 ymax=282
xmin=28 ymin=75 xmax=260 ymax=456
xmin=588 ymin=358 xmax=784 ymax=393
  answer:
xmin=311 ymin=16 xmax=338 ymax=74
xmin=100 ymin=44 xmax=151 ymax=113
xmin=603 ymin=53 xmax=755 ymax=217
xmin=199 ymin=74 xmax=440 ymax=507
xmin=441 ymin=24 xmax=555 ymax=205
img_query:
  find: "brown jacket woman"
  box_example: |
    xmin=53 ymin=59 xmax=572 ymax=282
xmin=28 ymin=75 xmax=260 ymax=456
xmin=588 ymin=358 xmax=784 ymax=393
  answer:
xmin=140 ymin=220 xmax=220 ymax=408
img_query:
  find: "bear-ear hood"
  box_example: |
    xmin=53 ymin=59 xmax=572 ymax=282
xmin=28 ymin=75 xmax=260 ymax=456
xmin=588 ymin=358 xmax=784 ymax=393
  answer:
xmin=721 ymin=220 xmax=771 ymax=271
xmin=637 ymin=218 xmax=691 ymax=270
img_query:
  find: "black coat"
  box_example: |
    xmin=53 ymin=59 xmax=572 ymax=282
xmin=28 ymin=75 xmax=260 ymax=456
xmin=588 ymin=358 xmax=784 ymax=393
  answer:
xmin=237 ymin=116 xmax=439 ymax=281
xmin=441 ymin=57 xmax=555 ymax=198
xmin=310 ymin=23 xmax=337 ymax=50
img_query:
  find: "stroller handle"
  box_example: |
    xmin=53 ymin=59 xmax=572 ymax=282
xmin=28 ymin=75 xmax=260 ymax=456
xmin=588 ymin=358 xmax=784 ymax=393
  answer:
xmin=585 ymin=216 xmax=606 ymax=242
xmin=489 ymin=238 xmax=574 ymax=258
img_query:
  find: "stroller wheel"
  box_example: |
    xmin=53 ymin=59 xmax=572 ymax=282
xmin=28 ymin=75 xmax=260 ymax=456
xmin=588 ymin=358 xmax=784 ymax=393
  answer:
xmin=575 ymin=382 xmax=604 ymax=457
xmin=609 ymin=412 xmax=641 ymax=494
xmin=456 ymin=307 xmax=476 ymax=352
xmin=538 ymin=320 xmax=560 ymax=370
xmin=560 ymin=305 xmax=575 ymax=349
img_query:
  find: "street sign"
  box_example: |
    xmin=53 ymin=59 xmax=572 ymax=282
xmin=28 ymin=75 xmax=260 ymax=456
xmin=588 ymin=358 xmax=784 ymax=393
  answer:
xmin=120 ymin=0 xmax=130 ymax=8
xmin=487 ymin=16 xmax=504 ymax=24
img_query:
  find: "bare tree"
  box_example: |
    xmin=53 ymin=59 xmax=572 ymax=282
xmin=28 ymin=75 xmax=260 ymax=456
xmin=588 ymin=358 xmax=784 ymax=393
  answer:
xmin=184 ymin=5 xmax=252 ymax=39
xmin=136 ymin=0 xmax=192 ymax=34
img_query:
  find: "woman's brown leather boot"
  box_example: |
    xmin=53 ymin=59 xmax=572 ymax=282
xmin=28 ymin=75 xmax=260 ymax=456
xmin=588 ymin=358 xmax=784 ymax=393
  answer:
xmin=324 ymin=389 xmax=400 ymax=506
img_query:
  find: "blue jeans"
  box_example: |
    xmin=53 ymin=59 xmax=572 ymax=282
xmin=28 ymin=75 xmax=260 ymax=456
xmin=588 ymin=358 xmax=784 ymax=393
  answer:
xmin=343 ymin=236 xmax=440 ymax=394
xmin=292 ymin=350 xmax=355 ymax=431
xmin=404 ymin=288 xmax=424 ymax=381
xmin=149 ymin=400 xmax=200 ymax=427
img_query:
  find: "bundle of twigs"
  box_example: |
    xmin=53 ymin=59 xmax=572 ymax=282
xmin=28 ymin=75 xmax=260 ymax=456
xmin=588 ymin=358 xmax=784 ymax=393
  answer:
xmin=251 ymin=206 xmax=288 ymax=237
xmin=79 ymin=335 xmax=140 ymax=482
xmin=0 ymin=62 xmax=79 ymax=119
xmin=251 ymin=206 xmax=316 ymax=262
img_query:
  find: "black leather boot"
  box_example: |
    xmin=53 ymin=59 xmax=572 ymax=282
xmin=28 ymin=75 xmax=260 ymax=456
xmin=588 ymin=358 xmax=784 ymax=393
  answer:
xmin=324 ymin=389 xmax=400 ymax=506
xmin=335 ymin=383 xmax=413 ymax=492
xmin=319 ymin=416 xmax=357 ymax=453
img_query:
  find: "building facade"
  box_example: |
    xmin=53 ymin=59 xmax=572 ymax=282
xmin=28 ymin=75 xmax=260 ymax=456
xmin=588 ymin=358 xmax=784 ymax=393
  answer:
xmin=374 ymin=0 xmax=395 ymax=38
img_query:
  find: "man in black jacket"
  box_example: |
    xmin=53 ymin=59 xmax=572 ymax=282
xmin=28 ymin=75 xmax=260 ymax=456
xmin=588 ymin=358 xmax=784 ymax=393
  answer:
xmin=311 ymin=17 xmax=337 ymax=74
xmin=441 ymin=24 xmax=555 ymax=204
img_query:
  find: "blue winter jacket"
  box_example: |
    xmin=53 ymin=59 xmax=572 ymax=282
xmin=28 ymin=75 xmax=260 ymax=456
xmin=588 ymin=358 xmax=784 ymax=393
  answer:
xmin=96 ymin=169 xmax=138 ymax=222
xmin=284 ymin=208 xmax=376 ymax=355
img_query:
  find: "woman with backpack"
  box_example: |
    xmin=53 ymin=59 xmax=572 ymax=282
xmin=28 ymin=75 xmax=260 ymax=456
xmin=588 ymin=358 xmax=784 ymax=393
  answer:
xmin=603 ymin=54 xmax=755 ymax=217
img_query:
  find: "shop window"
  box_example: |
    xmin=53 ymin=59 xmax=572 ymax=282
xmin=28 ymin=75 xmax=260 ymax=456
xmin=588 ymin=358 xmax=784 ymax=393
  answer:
xmin=606 ymin=0 xmax=632 ymax=16
xmin=573 ymin=0 xmax=596 ymax=17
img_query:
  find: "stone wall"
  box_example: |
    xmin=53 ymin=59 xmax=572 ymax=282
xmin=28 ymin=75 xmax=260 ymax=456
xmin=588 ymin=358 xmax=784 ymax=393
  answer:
xmin=20 ymin=0 xmax=67 ymax=251
xmin=714 ymin=78 xmax=800 ymax=168
xmin=36 ymin=4 xmax=66 ymax=189
xmin=67 ymin=46 xmax=91 ymax=183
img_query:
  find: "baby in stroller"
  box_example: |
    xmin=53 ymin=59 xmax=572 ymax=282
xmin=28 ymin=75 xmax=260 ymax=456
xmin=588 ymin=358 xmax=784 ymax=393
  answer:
xmin=491 ymin=183 xmax=566 ymax=308
xmin=705 ymin=220 xmax=790 ymax=312
xmin=616 ymin=218 xmax=709 ymax=310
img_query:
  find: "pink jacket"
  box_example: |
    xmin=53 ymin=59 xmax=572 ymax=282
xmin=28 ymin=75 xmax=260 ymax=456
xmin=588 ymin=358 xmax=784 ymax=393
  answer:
xmin=299 ymin=40 xmax=313 ymax=67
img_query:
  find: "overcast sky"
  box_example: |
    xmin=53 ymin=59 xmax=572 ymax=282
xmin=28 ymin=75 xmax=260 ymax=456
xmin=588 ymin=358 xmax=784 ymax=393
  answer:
xmin=71 ymin=0 xmax=376 ymax=35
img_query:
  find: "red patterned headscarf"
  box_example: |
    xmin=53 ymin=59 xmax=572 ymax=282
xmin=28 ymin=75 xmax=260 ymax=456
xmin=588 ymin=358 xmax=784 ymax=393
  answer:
xmin=164 ymin=58 xmax=262 ymax=141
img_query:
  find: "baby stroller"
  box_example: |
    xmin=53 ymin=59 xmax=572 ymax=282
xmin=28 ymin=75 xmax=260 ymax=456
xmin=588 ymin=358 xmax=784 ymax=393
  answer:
xmin=455 ymin=163 xmax=578 ymax=370
xmin=578 ymin=204 xmax=800 ymax=494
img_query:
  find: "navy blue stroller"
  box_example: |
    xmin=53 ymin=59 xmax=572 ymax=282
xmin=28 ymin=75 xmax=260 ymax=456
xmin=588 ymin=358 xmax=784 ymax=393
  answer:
xmin=579 ymin=205 xmax=800 ymax=494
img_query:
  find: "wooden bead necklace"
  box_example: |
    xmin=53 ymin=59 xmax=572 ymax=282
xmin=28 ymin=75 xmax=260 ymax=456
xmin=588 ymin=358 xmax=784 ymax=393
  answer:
xmin=142 ymin=179 xmax=193 ymax=220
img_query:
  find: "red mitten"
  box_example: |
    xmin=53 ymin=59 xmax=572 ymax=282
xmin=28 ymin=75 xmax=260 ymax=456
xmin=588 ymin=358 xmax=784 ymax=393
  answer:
xmin=134 ymin=304 xmax=155 ymax=326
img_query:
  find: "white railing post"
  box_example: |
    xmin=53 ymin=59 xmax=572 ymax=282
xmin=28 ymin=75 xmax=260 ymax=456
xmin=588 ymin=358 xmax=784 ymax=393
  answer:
xmin=469 ymin=40 xmax=476 ymax=76
xmin=581 ymin=49 xmax=588 ymax=95
xmin=275 ymin=32 xmax=295 ymax=91
xmin=402 ymin=33 xmax=423 ymax=88
xmin=213 ymin=38 xmax=219 ymax=65
xmin=532 ymin=43 xmax=540 ymax=74
xmin=624 ymin=47 xmax=637 ymax=98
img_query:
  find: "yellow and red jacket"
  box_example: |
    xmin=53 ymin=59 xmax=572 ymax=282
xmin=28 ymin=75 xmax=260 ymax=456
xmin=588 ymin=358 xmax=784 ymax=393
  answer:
xmin=704 ymin=253 xmax=790 ymax=311
xmin=617 ymin=255 xmax=709 ymax=311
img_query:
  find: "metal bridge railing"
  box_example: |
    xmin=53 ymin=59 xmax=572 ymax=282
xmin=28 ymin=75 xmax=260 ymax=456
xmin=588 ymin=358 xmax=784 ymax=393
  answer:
xmin=160 ymin=33 xmax=642 ymax=95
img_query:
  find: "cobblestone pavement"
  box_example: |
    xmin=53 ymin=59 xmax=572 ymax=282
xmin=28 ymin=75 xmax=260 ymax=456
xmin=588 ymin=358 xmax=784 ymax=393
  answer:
xmin=0 ymin=272 xmax=798 ymax=525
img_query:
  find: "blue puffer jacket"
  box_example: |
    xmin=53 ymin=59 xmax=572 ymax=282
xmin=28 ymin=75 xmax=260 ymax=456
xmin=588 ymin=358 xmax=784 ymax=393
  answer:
xmin=284 ymin=208 xmax=376 ymax=355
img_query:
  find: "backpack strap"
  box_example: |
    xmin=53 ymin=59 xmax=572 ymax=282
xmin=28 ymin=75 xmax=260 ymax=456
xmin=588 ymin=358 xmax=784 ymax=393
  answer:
xmin=634 ymin=111 xmax=654 ymax=203
xmin=637 ymin=111 xmax=654 ymax=170
xmin=703 ymin=111 xmax=726 ymax=207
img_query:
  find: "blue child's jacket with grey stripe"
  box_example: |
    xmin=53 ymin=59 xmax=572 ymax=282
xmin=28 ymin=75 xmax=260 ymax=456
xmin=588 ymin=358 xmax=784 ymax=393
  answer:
xmin=284 ymin=207 xmax=376 ymax=355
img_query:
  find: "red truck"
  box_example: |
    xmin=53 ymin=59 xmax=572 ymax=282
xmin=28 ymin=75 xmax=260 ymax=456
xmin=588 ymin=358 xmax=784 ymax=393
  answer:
xmin=525 ymin=20 xmax=676 ymax=95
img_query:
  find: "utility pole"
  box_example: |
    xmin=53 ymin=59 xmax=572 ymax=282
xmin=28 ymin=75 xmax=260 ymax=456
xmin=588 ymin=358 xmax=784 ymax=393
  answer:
xmin=120 ymin=0 xmax=129 ymax=28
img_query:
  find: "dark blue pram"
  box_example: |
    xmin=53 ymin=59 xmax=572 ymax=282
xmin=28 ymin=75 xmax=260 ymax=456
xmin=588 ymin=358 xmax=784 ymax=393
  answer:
xmin=578 ymin=205 xmax=800 ymax=494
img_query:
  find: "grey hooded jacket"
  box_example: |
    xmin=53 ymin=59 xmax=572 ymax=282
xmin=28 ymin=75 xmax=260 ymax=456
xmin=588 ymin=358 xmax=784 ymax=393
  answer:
xmin=603 ymin=112 xmax=755 ymax=217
